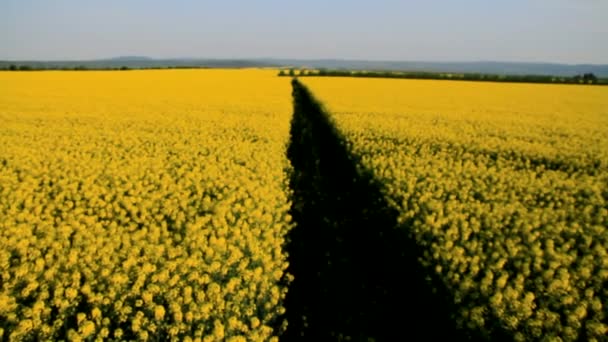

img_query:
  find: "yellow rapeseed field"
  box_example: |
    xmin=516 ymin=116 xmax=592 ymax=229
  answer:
xmin=0 ymin=69 xmax=293 ymax=341
xmin=301 ymin=77 xmax=608 ymax=341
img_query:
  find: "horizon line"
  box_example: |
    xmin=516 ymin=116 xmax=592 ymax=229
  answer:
xmin=1 ymin=56 xmax=607 ymax=66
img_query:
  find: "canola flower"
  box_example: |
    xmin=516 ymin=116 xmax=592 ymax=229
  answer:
xmin=302 ymin=77 xmax=608 ymax=341
xmin=0 ymin=69 xmax=293 ymax=341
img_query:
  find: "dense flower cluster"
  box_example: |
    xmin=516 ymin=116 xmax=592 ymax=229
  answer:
xmin=0 ymin=69 xmax=293 ymax=341
xmin=302 ymin=77 xmax=608 ymax=341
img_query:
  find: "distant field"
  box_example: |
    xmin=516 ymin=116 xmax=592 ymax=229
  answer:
xmin=0 ymin=70 xmax=293 ymax=341
xmin=301 ymin=77 xmax=608 ymax=341
xmin=285 ymin=69 xmax=608 ymax=85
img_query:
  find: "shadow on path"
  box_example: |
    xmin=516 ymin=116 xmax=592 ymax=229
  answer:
xmin=280 ymin=79 xmax=472 ymax=341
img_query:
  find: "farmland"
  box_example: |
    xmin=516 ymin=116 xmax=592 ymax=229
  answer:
xmin=0 ymin=70 xmax=293 ymax=341
xmin=299 ymin=77 xmax=608 ymax=341
xmin=1 ymin=69 xmax=607 ymax=341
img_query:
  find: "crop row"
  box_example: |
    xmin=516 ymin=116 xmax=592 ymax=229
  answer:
xmin=0 ymin=70 xmax=293 ymax=341
xmin=301 ymin=77 xmax=608 ymax=341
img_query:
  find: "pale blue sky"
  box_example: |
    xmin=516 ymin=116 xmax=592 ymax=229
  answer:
xmin=1 ymin=0 xmax=607 ymax=63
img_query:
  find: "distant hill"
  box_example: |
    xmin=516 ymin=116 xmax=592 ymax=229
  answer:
xmin=1 ymin=57 xmax=607 ymax=77
xmin=0 ymin=57 xmax=275 ymax=70
xmin=106 ymin=56 xmax=155 ymax=62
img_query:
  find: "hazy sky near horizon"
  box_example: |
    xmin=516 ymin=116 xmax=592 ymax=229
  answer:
xmin=1 ymin=0 xmax=607 ymax=63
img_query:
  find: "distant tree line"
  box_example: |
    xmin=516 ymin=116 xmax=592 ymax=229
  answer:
xmin=3 ymin=64 xmax=604 ymax=85
xmin=1 ymin=64 xmax=133 ymax=71
xmin=0 ymin=64 xmax=249 ymax=71
xmin=278 ymin=69 xmax=606 ymax=85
